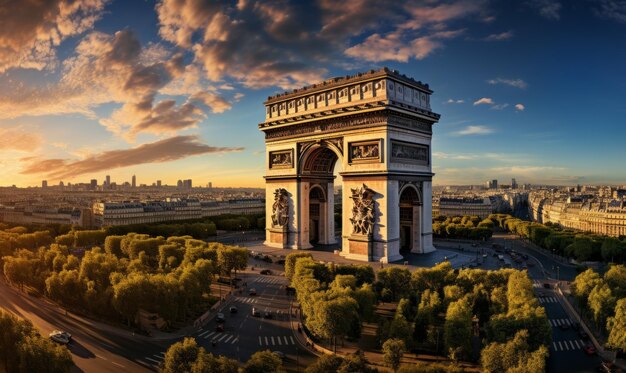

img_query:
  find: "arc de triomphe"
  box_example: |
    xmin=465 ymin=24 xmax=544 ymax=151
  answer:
xmin=259 ymin=68 xmax=440 ymax=263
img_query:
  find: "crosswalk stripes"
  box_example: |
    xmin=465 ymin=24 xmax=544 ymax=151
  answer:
xmin=258 ymin=335 xmax=297 ymax=346
xmin=533 ymin=280 xmax=541 ymax=288
xmin=254 ymin=276 xmax=284 ymax=285
xmin=235 ymin=297 xmax=258 ymax=304
xmin=196 ymin=330 xmax=239 ymax=344
xmin=551 ymin=339 xmax=585 ymax=351
xmin=143 ymin=351 xmax=166 ymax=368
xmin=538 ymin=296 xmax=558 ymax=304
xmin=549 ymin=318 xmax=572 ymax=327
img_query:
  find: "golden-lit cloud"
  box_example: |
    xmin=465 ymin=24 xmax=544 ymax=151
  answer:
xmin=20 ymin=135 xmax=243 ymax=180
xmin=0 ymin=127 xmax=43 ymax=152
xmin=0 ymin=0 xmax=108 ymax=73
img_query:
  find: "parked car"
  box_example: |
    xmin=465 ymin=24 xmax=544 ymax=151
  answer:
xmin=264 ymin=311 xmax=273 ymax=319
xmin=216 ymin=313 xmax=226 ymax=323
xmin=49 ymin=330 xmax=71 ymax=345
xmin=215 ymin=324 xmax=224 ymax=332
xmin=584 ymin=345 xmax=597 ymax=356
xmin=252 ymin=307 xmax=261 ymax=317
xmin=543 ymin=283 xmax=551 ymax=289
xmin=260 ymin=269 xmax=272 ymax=275
xmin=262 ymin=255 xmax=273 ymax=263
xmin=276 ymin=259 xmax=286 ymax=265
xmin=229 ymin=306 xmax=238 ymax=314
xmin=249 ymin=288 xmax=257 ymax=296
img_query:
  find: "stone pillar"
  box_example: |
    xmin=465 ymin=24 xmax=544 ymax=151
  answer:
xmin=421 ymin=181 xmax=435 ymax=253
xmin=323 ymin=182 xmax=337 ymax=245
xmin=295 ymin=181 xmax=313 ymax=250
xmin=411 ymin=203 xmax=423 ymax=254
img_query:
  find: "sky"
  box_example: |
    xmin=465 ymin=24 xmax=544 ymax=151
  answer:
xmin=1 ymin=0 xmax=626 ymax=188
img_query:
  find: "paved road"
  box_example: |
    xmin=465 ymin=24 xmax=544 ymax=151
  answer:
xmin=0 ymin=278 xmax=156 ymax=373
xmin=133 ymin=261 xmax=317 ymax=371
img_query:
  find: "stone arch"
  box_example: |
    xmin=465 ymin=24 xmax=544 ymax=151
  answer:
xmin=399 ymin=183 xmax=423 ymax=254
xmin=299 ymin=141 xmax=343 ymax=176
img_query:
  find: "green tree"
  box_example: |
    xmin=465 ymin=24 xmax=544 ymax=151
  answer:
xmin=285 ymin=252 xmax=313 ymax=282
xmin=243 ymin=350 xmax=284 ymax=373
xmin=572 ymin=269 xmax=603 ymax=306
xmin=217 ymin=246 xmax=248 ymax=278
xmin=383 ymin=338 xmax=406 ymax=372
xmin=481 ymin=329 xmax=548 ymax=373
xmin=443 ymin=298 xmax=472 ymax=360
xmin=377 ymin=267 xmax=412 ymax=301
xmin=588 ymin=283 xmax=616 ymax=327
xmin=161 ymin=337 xmax=200 ymax=373
xmin=607 ymin=298 xmax=626 ymax=353
xmin=17 ymin=335 xmax=73 ymax=373
xmin=604 ymin=265 xmax=626 ymax=298
xmin=304 ymin=354 xmax=346 ymax=373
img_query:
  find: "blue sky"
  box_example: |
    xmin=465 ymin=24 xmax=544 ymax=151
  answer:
xmin=1 ymin=0 xmax=625 ymax=187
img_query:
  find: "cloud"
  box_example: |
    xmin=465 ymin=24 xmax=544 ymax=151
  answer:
xmin=454 ymin=125 xmax=493 ymax=135
xmin=515 ymin=103 xmax=526 ymax=111
xmin=0 ymin=0 xmax=108 ymax=73
xmin=20 ymin=135 xmax=243 ymax=180
xmin=491 ymin=103 xmax=509 ymax=110
xmin=0 ymin=127 xmax=43 ymax=152
xmin=592 ymin=0 xmax=626 ymax=22
xmin=487 ymin=78 xmax=528 ymax=89
xmin=528 ymin=0 xmax=562 ymax=20
xmin=155 ymin=0 xmax=488 ymax=88
xmin=473 ymin=97 xmax=494 ymax=105
xmin=484 ymin=30 xmax=514 ymax=41
xmin=446 ymin=99 xmax=465 ymax=104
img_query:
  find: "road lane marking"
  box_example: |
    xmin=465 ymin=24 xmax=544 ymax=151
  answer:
xmin=145 ymin=357 xmax=161 ymax=364
xmin=290 ymin=336 xmax=295 ymax=344
xmin=569 ymin=341 xmax=575 ymax=349
xmin=265 ymin=336 xmax=268 ymax=345
xmin=277 ymin=336 xmax=282 ymax=345
xmin=96 ymin=355 xmax=108 ymax=360
xmin=283 ymin=336 xmax=289 ymax=345
xmin=154 ymin=354 xmax=163 ymax=359
xmin=198 ymin=330 xmax=210 ymax=337
xmin=553 ymin=342 xmax=557 ymax=350
xmin=259 ymin=336 xmax=262 ymax=345
xmin=111 ymin=362 xmax=125 ymax=368
xmin=218 ymin=334 xmax=227 ymax=342
xmin=231 ymin=337 xmax=238 ymax=344
xmin=204 ymin=332 xmax=216 ymax=339
xmin=558 ymin=341 xmax=563 ymax=350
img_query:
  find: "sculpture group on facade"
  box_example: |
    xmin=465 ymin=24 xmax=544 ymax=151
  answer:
xmin=349 ymin=184 xmax=376 ymax=235
xmin=271 ymin=188 xmax=289 ymax=227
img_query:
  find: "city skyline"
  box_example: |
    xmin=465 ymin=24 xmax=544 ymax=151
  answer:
xmin=2 ymin=1 xmax=626 ymax=187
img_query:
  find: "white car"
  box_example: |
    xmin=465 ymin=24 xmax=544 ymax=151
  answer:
xmin=49 ymin=330 xmax=71 ymax=345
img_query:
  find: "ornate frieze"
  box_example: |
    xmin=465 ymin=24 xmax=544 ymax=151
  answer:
xmin=349 ymin=184 xmax=376 ymax=236
xmin=269 ymin=149 xmax=293 ymax=169
xmin=390 ymin=141 xmax=429 ymax=165
xmin=271 ymin=188 xmax=289 ymax=227
xmin=264 ymin=111 xmax=433 ymax=140
xmin=349 ymin=139 xmax=382 ymax=163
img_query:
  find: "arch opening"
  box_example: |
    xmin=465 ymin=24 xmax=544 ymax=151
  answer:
xmin=399 ymin=185 xmax=421 ymax=254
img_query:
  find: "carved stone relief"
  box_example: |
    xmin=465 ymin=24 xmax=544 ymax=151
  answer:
xmin=271 ymin=188 xmax=289 ymax=227
xmin=391 ymin=141 xmax=429 ymax=165
xmin=349 ymin=140 xmax=382 ymax=163
xmin=269 ymin=149 xmax=293 ymax=168
xmin=349 ymin=184 xmax=376 ymax=236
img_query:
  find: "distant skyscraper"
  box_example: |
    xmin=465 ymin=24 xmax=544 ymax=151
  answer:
xmin=90 ymin=179 xmax=97 ymax=189
xmin=42 ymin=180 xmax=47 ymax=188
xmin=157 ymin=180 xmax=162 ymax=187
xmin=132 ymin=175 xmax=136 ymax=188
xmin=491 ymin=179 xmax=498 ymax=189
xmin=183 ymin=179 xmax=192 ymax=189
xmin=208 ymin=182 xmax=213 ymax=188
xmin=105 ymin=175 xmax=111 ymax=186
xmin=177 ymin=180 xmax=183 ymax=188
xmin=511 ymin=178 xmax=518 ymax=189
xmin=59 ymin=181 xmax=64 ymax=187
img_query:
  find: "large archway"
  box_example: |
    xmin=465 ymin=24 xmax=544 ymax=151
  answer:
xmin=261 ymin=68 xmax=440 ymax=261
xmin=399 ymin=185 xmax=422 ymax=254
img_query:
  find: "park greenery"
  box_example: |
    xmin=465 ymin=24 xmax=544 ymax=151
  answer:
xmin=0 ymin=310 xmax=73 ymax=373
xmin=572 ymin=265 xmax=626 ymax=353
xmin=0 ymin=225 xmax=248 ymax=330
xmin=160 ymin=338 xmax=283 ymax=373
xmin=287 ymin=253 xmax=550 ymax=371
xmin=490 ymin=214 xmax=626 ymax=263
xmin=432 ymin=215 xmax=494 ymax=241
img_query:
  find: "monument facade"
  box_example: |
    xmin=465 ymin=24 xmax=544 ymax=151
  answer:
xmin=259 ymin=68 xmax=441 ymax=262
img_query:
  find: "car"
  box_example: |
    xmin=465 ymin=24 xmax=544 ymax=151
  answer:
xmin=249 ymin=288 xmax=257 ymax=296
xmin=482 ymin=254 xmax=488 ymax=258
xmin=49 ymin=330 xmax=71 ymax=345
xmin=229 ymin=306 xmax=238 ymax=314
xmin=273 ymin=351 xmax=286 ymax=360
xmin=252 ymin=307 xmax=261 ymax=317
xmin=584 ymin=345 xmax=597 ymax=356
xmin=262 ymin=255 xmax=273 ymax=263
xmin=216 ymin=312 xmax=226 ymax=323
xmin=543 ymin=283 xmax=551 ymax=289
xmin=260 ymin=269 xmax=272 ymax=275
xmin=215 ymin=324 xmax=224 ymax=332
xmin=264 ymin=311 xmax=273 ymax=319
xmin=559 ymin=323 xmax=570 ymax=330
xmin=579 ymin=330 xmax=590 ymax=340
xmin=276 ymin=259 xmax=286 ymax=265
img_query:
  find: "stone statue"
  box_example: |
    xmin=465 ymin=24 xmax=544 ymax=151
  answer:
xmin=349 ymin=184 xmax=376 ymax=235
xmin=271 ymin=188 xmax=289 ymax=227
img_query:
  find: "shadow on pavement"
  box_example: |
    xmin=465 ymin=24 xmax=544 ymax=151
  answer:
xmin=68 ymin=340 xmax=96 ymax=359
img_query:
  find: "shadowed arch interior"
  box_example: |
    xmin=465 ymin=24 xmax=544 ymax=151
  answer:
xmin=301 ymin=146 xmax=339 ymax=175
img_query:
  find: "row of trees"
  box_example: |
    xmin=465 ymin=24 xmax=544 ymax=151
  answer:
xmin=289 ymin=253 xmax=378 ymax=351
xmin=491 ymin=214 xmax=626 ymax=263
xmin=572 ymin=265 xmax=626 ymax=353
xmin=2 ymin=232 xmax=248 ymax=329
xmin=372 ymin=263 xmax=550 ymax=366
xmin=0 ymin=310 xmax=73 ymax=373
xmin=288 ymin=253 xmax=550 ymax=369
xmin=432 ymin=215 xmax=494 ymax=241
xmin=160 ymin=338 xmax=283 ymax=373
